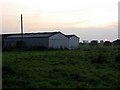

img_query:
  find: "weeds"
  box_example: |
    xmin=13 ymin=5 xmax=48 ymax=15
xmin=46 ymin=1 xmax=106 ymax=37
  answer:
xmin=2 ymin=47 xmax=119 ymax=88
xmin=91 ymin=53 xmax=108 ymax=64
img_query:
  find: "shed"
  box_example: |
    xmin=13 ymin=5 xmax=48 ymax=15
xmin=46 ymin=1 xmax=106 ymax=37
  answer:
xmin=66 ymin=35 xmax=79 ymax=49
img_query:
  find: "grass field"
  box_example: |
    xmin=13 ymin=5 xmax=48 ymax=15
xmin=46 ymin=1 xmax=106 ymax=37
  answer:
xmin=2 ymin=46 xmax=120 ymax=88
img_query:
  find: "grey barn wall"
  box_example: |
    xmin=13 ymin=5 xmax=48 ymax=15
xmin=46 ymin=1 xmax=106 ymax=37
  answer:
xmin=4 ymin=38 xmax=21 ymax=48
xmin=4 ymin=37 xmax=49 ymax=48
xmin=23 ymin=37 xmax=49 ymax=48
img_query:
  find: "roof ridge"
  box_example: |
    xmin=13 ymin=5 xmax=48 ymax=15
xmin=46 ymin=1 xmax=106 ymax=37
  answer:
xmin=66 ymin=34 xmax=79 ymax=38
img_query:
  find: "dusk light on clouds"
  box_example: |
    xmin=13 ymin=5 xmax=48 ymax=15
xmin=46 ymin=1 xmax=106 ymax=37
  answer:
xmin=1 ymin=0 xmax=119 ymax=41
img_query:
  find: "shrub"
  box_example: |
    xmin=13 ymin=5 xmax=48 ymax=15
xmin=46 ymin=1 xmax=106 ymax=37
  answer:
xmin=115 ymin=54 xmax=120 ymax=63
xmin=91 ymin=53 xmax=108 ymax=64
xmin=2 ymin=65 xmax=16 ymax=77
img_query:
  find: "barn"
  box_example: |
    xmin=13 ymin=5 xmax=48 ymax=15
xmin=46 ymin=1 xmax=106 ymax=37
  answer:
xmin=2 ymin=32 xmax=79 ymax=49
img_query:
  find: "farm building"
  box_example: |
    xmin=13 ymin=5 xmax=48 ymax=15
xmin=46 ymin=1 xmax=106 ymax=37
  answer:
xmin=66 ymin=35 xmax=79 ymax=49
xmin=2 ymin=32 xmax=79 ymax=49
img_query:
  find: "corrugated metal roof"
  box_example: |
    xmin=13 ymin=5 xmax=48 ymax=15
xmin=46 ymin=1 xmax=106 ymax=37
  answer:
xmin=66 ymin=35 xmax=79 ymax=39
xmin=4 ymin=32 xmax=60 ymax=38
xmin=2 ymin=32 xmax=79 ymax=39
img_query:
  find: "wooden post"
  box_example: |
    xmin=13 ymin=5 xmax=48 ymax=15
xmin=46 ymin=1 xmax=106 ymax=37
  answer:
xmin=21 ymin=14 xmax=23 ymax=48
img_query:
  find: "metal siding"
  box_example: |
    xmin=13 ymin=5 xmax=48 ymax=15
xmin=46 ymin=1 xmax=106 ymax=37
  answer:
xmin=4 ymin=38 xmax=21 ymax=48
xmin=49 ymin=33 xmax=69 ymax=49
xmin=4 ymin=37 xmax=49 ymax=48
xmin=3 ymin=33 xmax=79 ymax=49
xmin=69 ymin=36 xmax=79 ymax=49
xmin=23 ymin=38 xmax=49 ymax=48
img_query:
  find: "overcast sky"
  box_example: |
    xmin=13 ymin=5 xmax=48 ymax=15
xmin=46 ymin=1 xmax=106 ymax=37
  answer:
xmin=1 ymin=0 xmax=119 ymax=41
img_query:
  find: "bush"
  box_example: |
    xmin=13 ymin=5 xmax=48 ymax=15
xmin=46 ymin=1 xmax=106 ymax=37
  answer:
xmin=91 ymin=53 xmax=108 ymax=64
xmin=2 ymin=65 xmax=16 ymax=77
xmin=115 ymin=54 xmax=120 ymax=63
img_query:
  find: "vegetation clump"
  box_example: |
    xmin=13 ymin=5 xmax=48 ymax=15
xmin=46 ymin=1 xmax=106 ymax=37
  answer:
xmin=91 ymin=53 xmax=107 ymax=64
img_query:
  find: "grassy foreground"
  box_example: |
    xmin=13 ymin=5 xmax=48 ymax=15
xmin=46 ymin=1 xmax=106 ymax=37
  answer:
xmin=2 ymin=46 xmax=120 ymax=88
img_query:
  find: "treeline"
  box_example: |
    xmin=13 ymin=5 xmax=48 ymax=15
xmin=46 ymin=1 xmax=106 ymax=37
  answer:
xmin=80 ymin=39 xmax=120 ymax=47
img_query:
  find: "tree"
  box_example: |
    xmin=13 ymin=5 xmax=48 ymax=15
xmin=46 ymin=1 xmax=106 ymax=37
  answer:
xmin=89 ymin=40 xmax=98 ymax=46
xmin=112 ymin=39 xmax=120 ymax=46
xmin=103 ymin=41 xmax=111 ymax=46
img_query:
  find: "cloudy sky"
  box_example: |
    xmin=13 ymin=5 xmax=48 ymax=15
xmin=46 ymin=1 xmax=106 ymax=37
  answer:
xmin=1 ymin=0 xmax=119 ymax=41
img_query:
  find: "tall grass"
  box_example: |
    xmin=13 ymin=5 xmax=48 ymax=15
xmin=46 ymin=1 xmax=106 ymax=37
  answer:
xmin=2 ymin=46 xmax=120 ymax=88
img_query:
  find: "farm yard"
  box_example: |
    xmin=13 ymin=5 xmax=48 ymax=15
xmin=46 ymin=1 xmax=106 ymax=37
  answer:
xmin=2 ymin=46 xmax=120 ymax=88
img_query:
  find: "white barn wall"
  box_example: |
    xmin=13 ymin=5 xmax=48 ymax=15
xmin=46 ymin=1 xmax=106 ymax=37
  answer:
xmin=49 ymin=33 xmax=69 ymax=49
xmin=69 ymin=36 xmax=79 ymax=49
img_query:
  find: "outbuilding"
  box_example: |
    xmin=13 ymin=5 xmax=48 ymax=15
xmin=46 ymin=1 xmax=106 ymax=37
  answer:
xmin=2 ymin=32 xmax=79 ymax=49
xmin=66 ymin=35 xmax=79 ymax=49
